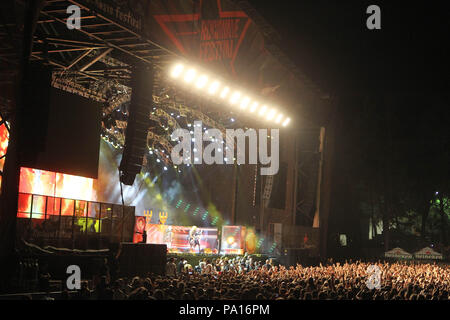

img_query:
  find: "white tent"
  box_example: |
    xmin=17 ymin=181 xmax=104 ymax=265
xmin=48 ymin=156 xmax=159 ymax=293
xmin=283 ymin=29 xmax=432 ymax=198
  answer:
xmin=414 ymin=247 xmax=443 ymax=260
xmin=384 ymin=247 xmax=413 ymax=259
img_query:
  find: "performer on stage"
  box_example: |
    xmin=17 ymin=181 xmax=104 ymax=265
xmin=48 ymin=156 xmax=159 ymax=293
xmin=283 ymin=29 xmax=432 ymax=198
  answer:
xmin=163 ymin=226 xmax=173 ymax=248
xmin=141 ymin=229 xmax=147 ymax=244
xmin=188 ymin=226 xmax=202 ymax=253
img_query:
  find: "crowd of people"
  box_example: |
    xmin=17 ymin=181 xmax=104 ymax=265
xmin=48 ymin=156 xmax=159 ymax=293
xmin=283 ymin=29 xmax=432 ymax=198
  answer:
xmin=36 ymin=256 xmax=449 ymax=300
xmin=167 ymin=255 xmax=269 ymax=276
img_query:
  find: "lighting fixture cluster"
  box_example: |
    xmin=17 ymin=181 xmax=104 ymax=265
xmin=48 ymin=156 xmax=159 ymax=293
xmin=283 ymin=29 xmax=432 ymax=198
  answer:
xmin=169 ymin=62 xmax=291 ymax=127
xmin=148 ymin=147 xmax=182 ymax=173
xmin=101 ymin=132 xmax=123 ymax=150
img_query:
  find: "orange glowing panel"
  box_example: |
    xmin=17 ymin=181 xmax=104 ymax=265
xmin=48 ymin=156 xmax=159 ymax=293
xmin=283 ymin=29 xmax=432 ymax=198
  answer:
xmin=61 ymin=198 xmax=75 ymax=216
xmin=0 ymin=128 xmax=8 ymax=161
xmin=17 ymin=167 xmax=95 ymax=219
xmin=19 ymin=167 xmax=56 ymax=197
xmin=31 ymin=195 xmax=47 ymax=216
xmin=17 ymin=193 xmax=32 ymax=218
xmin=19 ymin=167 xmax=94 ymax=201
xmin=46 ymin=197 xmax=61 ymax=216
xmin=55 ymin=172 xmax=94 ymax=201
xmin=0 ymin=120 xmax=9 ymax=191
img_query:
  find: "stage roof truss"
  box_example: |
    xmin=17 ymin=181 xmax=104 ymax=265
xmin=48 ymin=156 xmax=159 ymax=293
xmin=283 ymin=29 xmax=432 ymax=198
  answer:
xmin=1 ymin=0 xmax=318 ymax=170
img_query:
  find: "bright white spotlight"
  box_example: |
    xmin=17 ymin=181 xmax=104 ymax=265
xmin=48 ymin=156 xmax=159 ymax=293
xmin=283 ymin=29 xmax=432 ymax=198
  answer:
xmin=220 ymin=87 xmax=230 ymax=99
xmin=249 ymin=102 xmax=259 ymax=112
xmin=282 ymin=117 xmax=291 ymax=127
xmin=275 ymin=114 xmax=284 ymax=124
xmin=266 ymin=109 xmax=277 ymax=121
xmin=240 ymin=97 xmax=251 ymax=109
xmin=170 ymin=63 xmax=184 ymax=78
xmin=184 ymin=69 xmax=197 ymax=83
xmin=258 ymin=105 xmax=267 ymax=117
xmin=195 ymin=75 xmax=208 ymax=89
xmin=208 ymin=81 xmax=220 ymax=95
xmin=230 ymin=91 xmax=241 ymax=105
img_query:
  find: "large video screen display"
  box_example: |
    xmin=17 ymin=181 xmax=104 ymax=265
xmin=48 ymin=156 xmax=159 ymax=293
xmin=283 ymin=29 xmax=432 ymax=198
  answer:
xmin=133 ymin=218 xmax=218 ymax=254
xmin=17 ymin=167 xmax=94 ymax=218
xmin=0 ymin=117 xmax=9 ymax=193
xmin=221 ymin=225 xmax=247 ymax=255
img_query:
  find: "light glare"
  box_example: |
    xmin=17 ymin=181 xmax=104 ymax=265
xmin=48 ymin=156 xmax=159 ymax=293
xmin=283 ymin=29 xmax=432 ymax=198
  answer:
xmin=266 ymin=109 xmax=277 ymax=121
xmin=184 ymin=69 xmax=197 ymax=83
xmin=250 ymin=102 xmax=259 ymax=112
xmin=275 ymin=114 xmax=284 ymax=124
xmin=208 ymin=81 xmax=220 ymax=94
xmin=196 ymin=75 xmax=208 ymax=88
xmin=171 ymin=64 xmax=184 ymax=78
xmin=258 ymin=105 xmax=267 ymax=117
xmin=230 ymin=91 xmax=241 ymax=105
xmin=220 ymin=87 xmax=230 ymax=99
xmin=240 ymin=97 xmax=250 ymax=109
xmin=167 ymin=63 xmax=292 ymax=126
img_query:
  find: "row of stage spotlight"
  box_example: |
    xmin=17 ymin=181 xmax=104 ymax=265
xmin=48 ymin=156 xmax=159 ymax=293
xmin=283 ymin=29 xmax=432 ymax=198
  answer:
xmin=169 ymin=62 xmax=291 ymax=127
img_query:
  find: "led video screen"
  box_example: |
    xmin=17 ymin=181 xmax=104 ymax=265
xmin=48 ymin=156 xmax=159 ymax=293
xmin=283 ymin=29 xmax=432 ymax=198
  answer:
xmin=133 ymin=219 xmax=218 ymax=254
xmin=0 ymin=117 xmax=9 ymax=192
xmin=17 ymin=167 xmax=94 ymax=218
xmin=221 ymin=225 xmax=247 ymax=255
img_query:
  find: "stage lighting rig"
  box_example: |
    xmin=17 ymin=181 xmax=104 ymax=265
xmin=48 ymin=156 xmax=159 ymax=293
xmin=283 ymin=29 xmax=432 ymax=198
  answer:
xmin=168 ymin=62 xmax=292 ymax=127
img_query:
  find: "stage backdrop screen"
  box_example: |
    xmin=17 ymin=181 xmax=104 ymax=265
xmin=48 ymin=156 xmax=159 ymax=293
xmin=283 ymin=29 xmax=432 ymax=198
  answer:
xmin=17 ymin=167 xmax=94 ymax=218
xmin=221 ymin=226 xmax=247 ymax=255
xmin=133 ymin=219 xmax=218 ymax=254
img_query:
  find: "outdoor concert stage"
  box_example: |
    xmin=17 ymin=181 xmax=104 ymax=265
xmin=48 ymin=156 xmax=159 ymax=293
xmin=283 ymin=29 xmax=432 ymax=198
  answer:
xmin=0 ymin=0 xmax=329 ymax=267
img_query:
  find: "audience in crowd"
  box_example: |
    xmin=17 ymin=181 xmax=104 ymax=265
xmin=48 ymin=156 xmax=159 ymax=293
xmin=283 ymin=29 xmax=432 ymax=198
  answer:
xmin=66 ymin=257 xmax=449 ymax=300
xmin=10 ymin=254 xmax=450 ymax=300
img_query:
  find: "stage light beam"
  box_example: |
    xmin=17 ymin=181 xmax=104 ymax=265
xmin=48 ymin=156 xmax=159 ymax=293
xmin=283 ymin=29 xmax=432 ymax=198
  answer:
xmin=258 ymin=105 xmax=267 ymax=117
xmin=184 ymin=69 xmax=197 ymax=83
xmin=195 ymin=75 xmax=208 ymax=89
xmin=170 ymin=64 xmax=184 ymax=78
xmin=208 ymin=81 xmax=220 ymax=95
xmin=230 ymin=91 xmax=241 ymax=105
xmin=249 ymin=102 xmax=259 ymax=112
xmin=266 ymin=109 xmax=277 ymax=121
xmin=220 ymin=87 xmax=230 ymax=99
xmin=168 ymin=62 xmax=292 ymax=127
xmin=275 ymin=114 xmax=284 ymax=124
xmin=240 ymin=97 xmax=251 ymax=110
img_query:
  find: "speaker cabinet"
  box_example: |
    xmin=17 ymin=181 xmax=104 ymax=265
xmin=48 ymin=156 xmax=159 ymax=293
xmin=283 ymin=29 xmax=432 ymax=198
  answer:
xmin=119 ymin=243 xmax=167 ymax=276
xmin=120 ymin=66 xmax=154 ymax=185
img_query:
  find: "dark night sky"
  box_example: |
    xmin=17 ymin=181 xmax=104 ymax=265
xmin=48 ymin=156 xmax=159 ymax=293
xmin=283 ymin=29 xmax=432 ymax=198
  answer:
xmin=247 ymin=0 xmax=450 ymax=94
xmin=248 ymin=0 xmax=450 ymax=249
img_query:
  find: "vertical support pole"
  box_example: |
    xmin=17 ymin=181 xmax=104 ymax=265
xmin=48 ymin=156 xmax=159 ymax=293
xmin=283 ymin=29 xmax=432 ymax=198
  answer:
xmin=57 ymin=198 xmax=62 ymax=245
xmin=259 ymin=175 xmax=265 ymax=234
xmin=72 ymin=199 xmax=76 ymax=250
xmin=85 ymin=201 xmax=89 ymax=249
xmin=313 ymin=127 xmax=326 ymax=228
xmin=29 ymin=194 xmax=34 ymax=239
xmin=230 ymin=163 xmax=238 ymax=225
xmin=292 ymin=134 xmax=299 ymax=226
xmin=319 ymin=99 xmax=337 ymax=261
